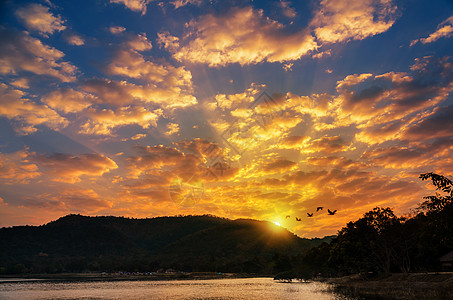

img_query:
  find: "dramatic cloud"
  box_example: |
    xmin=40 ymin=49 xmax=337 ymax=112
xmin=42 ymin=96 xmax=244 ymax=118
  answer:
xmin=310 ymin=0 xmax=397 ymax=43
xmin=22 ymin=188 xmax=112 ymax=214
xmin=0 ymin=150 xmax=40 ymax=184
xmin=81 ymin=78 xmax=196 ymax=109
xmin=403 ymin=105 xmax=453 ymax=141
xmin=15 ymin=3 xmax=66 ymax=37
xmin=80 ymin=106 xmax=162 ymax=135
xmin=109 ymin=0 xmax=152 ymax=15
xmin=336 ymin=56 xmax=453 ymax=143
xmin=411 ymin=16 xmax=453 ymax=46
xmin=280 ymin=1 xmax=296 ymax=18
xmin=262 ymin=158 xmax=297 ymax=173
xmin=0 ymin=29 xmax=77 ymax=82
xmin=0 ymin=83 xmax=68 ymax=134
xmin=34 ymin=153 xmax=118 ymax=183
xmin=159 ymin=7 xmax=317 ymax=66
xmin=42 ymin=88 xmax=94 ymax=113
xmin=170 ymin=0 xmax=202 ymax=9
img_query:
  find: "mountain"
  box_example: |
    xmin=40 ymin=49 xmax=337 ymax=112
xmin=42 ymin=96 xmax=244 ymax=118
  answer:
xmin=0 ymin=214 xmax=333 ymax=274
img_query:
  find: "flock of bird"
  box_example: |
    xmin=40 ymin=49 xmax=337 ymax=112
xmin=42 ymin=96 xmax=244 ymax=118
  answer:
xmin=285 ymin=207 xmax=337 ymax=222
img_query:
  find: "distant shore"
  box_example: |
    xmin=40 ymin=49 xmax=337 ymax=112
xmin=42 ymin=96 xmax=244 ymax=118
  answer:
xmin=320 ymin=272 xmax=453 ymax=299
xmin=0 ymin=272 xmax=270 ymax=282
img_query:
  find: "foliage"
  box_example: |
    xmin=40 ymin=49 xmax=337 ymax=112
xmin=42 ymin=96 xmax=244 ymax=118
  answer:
xmin=0 ymin=215 xmax=329 ymax=274
xmin=291 ymin=173 xmax=453 ymax=278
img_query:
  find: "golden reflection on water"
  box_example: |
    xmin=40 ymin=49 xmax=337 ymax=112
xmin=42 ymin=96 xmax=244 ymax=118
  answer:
xmin=0 ymin=277 xmax=357 ymax=300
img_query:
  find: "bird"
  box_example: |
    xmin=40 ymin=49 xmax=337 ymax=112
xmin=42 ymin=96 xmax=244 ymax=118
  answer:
xmin=316 ymin=207 xmax=323 ymax=212
xmin=285 ymin=215 xmax=290 ymax=219
xmin=307 ymin=213 xmax=313 ymax=217
xmin=295 ymin=217 xmax=301 ymax=221
xmin=328 ymin=209 xmax=337 ymax=215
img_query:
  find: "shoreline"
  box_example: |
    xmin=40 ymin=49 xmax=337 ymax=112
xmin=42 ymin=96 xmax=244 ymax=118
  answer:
xmin=0 ymin=272 xmax=271 ymax=283
xmin=319 ymin=272 xmax=453 ymax=299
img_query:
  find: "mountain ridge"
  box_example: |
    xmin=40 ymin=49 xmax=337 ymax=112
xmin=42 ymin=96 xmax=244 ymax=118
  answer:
xmin=0 ymin=214 xmax=334 ymax=274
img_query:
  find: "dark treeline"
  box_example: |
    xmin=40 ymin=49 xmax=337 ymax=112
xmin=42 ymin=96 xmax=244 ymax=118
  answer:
xmin=278 ymin=173 xmax=453 ymax=280
xmin=0 ymin=214 xmax=332 ymax=275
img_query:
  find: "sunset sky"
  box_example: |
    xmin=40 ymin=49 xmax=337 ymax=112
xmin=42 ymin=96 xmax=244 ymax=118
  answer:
xmin=1 ymin=0 xmax=453 ymax=237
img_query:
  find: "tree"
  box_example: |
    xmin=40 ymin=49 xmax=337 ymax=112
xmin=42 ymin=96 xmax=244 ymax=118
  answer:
xmin=419 ymin=172 xmax=453 ymax=212
xmin=330 ymin=207 xmax=403 ymax=274
xmin=419 ymin=172 xmax=453 ymax=248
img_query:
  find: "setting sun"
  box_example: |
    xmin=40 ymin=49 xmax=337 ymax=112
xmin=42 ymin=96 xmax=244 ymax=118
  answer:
xmin=273 ymin=221 xmax=281 ymax=226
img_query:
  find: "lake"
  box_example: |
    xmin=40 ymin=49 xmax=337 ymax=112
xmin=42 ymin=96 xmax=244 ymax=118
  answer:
xmin=0 ymin=277 xmax=357 ymax=299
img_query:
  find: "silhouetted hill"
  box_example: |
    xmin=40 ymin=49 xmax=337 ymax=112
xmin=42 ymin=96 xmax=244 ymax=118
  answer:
xmin=0 ymin=214 xmax=332 ymax=274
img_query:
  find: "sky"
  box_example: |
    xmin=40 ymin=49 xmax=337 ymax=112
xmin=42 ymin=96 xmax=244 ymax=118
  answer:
xmin=0 ymin=0 xmax=453 ymax=237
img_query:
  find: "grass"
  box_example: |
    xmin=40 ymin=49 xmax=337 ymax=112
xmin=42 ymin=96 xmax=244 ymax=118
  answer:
xmin=322 ymin=272 xmax=453 ymax=300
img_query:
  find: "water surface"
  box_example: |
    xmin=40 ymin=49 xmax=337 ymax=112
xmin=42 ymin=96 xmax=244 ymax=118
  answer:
xmin=0 ymin=277 xmax=355 ymax=299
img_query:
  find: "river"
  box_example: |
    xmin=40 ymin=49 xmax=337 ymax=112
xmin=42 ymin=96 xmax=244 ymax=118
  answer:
xmin=0 ymin=277 xmax=357 ymax=299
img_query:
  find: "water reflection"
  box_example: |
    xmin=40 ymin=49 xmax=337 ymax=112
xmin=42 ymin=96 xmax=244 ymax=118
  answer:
xmin=0 ymin=277 xmax=357 ymax=299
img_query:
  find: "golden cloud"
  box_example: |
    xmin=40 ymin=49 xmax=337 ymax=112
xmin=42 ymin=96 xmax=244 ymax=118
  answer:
xmin=65 ymin=34 xmax=85 ymax=46
xmin=34 ymin=153 xmax=118 ymax=183
xmin=0 ymin=149 xmax=40 ymax=184
xmin=15 ymin=3 xmax=66 ymax=37
xmin=109 ymin=0 xmax=152 ymax=15
xmin=80 ymin=106 xmax=162 ymax=135
xmin=170 ymin=0 xmax=202 ymax=9
xmin=335 ymin=57 xmax=453 ymax=134
xmin=82 ymin=78 xmax=196 ymax=109
xmin=411 ymin=16 xmax=453 ymax=46
xmin=42 ymin=88 xmax=94 ymax=113
xmin=159 ymin=6 xmax=317 ymax=66
xmin=311 ymin=0 xmax=397 ymax=43
xmin=0 ymin=83 xmax=68 ymax=134
xmin=109 ymin=26 xmax=126 ymax=34
xmin=0 ymin=29 xmax=77 ymax=82
xmin=22 ymin=188 xmax=112 ymax=214
xmin=261 ymin=158 xmax=297 ymax=173
xmin=402 ymin=105 xmax=453 ymax=141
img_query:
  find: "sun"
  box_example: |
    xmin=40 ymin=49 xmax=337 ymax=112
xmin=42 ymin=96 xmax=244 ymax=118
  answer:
xmin=273 ymin=221 xmax=281 ymax=226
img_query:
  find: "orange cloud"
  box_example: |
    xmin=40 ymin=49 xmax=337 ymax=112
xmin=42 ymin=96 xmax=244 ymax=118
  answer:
xmin=109 ymin=26 xmax=126 ymax=34
xmin=109 ymin=0 xmax=152 ymax=15
xmin=82 ymin=78 xmax=196 ymax=109
xmin=402 ymin=106 xmax=453 ymax=141
xmin=165 ymin=122 xmax=180 ymax=135
xmin=335 ymin=57 xmax=453 ymax=139
xmin=411 ymin=16 xmax=453 ymax=46
xmin=159 ymin=7 xmax=317 ymax=66
xmin=0 ymin=29 xmax=77 ymax=82
xmin=170 ymin=0 xmax=202 ymax=9
xmin=22 ymin=188 xmax=112 ymax=214
xmin=0 ymin=83 xmax=68 ymax=134
xmin=0 ymin=149 xmax=40 ymax=184
xmin=261 ymin=158 xmax=297 ymax=173
xmin=308 ymin=135 xmax=350 ymax=154
xmin=65 ymin=34 xmax=85 ymax=46
xmin=125 ymin=33 xmax=152 ymax=51
xmin=311 ymin=0 xmax=397 ymax=43
xmin=34 ymin=153 xmax=118 ymax=183
xmin=42 ymin=88 xmax=94 ymax=113
xmin=80 ymin=106 xmax=162 ymax=135
xmin=15 ymin=3 xmax=66 ymax=37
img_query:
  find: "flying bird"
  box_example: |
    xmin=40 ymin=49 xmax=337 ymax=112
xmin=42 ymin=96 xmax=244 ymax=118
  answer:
xmin=307 ymin=213 xmax=313 ymax=217
xmin=285 ymin=215 xmax=290 ymax=219
xmin=316 ymin=207 xmax=323 ymax=212
xmin=295 ymin=217 xmax=301 ymax=221
xmin=328 ymin=209 xmax=337 ymax=215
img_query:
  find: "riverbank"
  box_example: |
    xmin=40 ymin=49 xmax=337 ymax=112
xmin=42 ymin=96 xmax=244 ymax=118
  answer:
xmin=0 ymin=272 xmax=269 ymax=282
xmin=321 ymin=272 xmax=453 ymax=299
